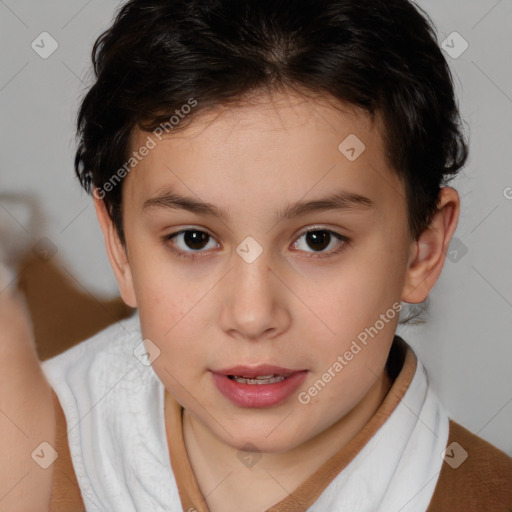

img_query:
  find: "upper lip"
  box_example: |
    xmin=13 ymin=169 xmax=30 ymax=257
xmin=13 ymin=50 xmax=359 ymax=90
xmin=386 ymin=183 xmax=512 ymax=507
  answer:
xmin=212 ymin=365 xmax=305 ymax=378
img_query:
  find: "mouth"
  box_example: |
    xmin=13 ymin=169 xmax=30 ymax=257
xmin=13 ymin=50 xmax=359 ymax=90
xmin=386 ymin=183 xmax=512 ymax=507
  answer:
xmin=227 ymin=374 xmax=288 ymax=385
xmin=211 ymin=365 xmax=308 ymax=408
xmin=213 ymin=364 xmax=302 ymax=379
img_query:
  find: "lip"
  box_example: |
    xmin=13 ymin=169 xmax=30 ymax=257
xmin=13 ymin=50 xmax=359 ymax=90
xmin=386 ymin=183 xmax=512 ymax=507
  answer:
xmin=211 ymin=366 xmax=308 ymax=408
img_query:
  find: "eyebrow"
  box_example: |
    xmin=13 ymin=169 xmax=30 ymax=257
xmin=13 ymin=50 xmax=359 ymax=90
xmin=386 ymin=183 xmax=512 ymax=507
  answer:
xmin=142 ymin=188 xmax=375 ymax=222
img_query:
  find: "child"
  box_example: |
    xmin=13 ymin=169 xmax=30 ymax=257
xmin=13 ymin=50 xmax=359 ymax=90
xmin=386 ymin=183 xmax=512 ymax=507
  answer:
xmin=22 ymin=0 xmax=512 ymax=510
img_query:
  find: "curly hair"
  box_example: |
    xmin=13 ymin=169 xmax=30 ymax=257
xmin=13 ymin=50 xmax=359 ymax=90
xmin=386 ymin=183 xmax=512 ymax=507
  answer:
xmin=74 ymin=0 xmax=468 ymax=248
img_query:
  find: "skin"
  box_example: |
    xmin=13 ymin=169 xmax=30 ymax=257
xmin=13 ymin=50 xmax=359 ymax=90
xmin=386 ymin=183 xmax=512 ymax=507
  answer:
xmin=0 ymin=269 xmax=55 ymax=512
xmin=93 ymin=89 xmax=460 ymax=512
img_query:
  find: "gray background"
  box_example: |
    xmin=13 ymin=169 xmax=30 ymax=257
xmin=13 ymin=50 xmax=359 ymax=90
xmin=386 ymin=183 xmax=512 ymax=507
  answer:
xmin=1 ymin=0 xmax=511 ymax=454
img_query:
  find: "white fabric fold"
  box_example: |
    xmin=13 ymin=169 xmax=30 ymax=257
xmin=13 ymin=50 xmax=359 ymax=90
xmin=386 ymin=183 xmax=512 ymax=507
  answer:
xmin=306 ymin=353 xmax=449 ymax=512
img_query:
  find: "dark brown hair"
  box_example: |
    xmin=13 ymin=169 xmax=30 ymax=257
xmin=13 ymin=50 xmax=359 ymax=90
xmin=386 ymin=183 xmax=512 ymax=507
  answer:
xmin=74 ymin=0 xmax=468 ymax=248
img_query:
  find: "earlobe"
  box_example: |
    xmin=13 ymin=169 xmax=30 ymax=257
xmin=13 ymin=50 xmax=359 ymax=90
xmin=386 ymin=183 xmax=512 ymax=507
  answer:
xmin=401 ymin=187 xmax=460 ymax=304
xmin=93 ymin=190 xmax=137 ymax=308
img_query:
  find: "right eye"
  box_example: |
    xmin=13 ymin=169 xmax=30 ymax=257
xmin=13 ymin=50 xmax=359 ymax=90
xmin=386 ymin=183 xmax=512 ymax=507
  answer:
xmin=162 ymin=229 xmax=219 ymax=258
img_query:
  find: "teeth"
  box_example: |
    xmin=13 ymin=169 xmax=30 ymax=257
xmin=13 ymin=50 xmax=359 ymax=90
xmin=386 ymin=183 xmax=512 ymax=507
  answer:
xmin=230 ymin=374 xmax=286 ymax=385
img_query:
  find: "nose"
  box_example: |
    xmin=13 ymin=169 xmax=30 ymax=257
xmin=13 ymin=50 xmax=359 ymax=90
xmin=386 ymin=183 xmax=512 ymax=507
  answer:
xmin=219 ymin=248 xmax=291 ymax=342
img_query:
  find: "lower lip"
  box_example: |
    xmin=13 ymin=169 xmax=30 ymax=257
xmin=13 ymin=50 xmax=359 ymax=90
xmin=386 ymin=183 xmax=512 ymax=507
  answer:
xmin=211 ymin=371 xmax=308 ymax=408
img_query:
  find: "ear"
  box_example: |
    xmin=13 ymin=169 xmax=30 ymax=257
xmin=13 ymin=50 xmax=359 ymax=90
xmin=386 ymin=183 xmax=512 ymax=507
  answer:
xmin=93 ymin=190 xmax=137 ymax=308
xmin=401 ymin=187 xmax=460 ymax=303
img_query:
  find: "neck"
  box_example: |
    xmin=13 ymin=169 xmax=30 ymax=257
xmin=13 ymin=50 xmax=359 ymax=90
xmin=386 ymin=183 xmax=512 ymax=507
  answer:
xmin=179 ymin=366 xmax=393 ymax=509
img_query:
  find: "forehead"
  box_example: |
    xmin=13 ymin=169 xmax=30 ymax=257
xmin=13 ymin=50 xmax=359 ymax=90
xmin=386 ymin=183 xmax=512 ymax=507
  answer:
xmin=123 ymin=90 xmax=404 ymax=218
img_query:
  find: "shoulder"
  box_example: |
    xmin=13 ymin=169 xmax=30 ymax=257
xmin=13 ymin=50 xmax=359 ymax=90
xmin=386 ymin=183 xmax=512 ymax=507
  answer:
xmin=49 ymin=389 xmax=85 ymax=512
xmin=43 ymin=312 xmax=141 ymax=512
xmin=41 ymin=311 xmax=142 ymax=398
xmin=427 ymin=418 xmax=512 ymax=512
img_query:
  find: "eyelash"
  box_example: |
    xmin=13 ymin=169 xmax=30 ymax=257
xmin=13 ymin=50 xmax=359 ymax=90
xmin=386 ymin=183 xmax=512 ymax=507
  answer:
xmin=162 ymin=227 xmax=349 ymax=261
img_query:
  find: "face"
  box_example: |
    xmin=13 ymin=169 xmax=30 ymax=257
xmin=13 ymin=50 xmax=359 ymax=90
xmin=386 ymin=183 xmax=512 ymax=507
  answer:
xmin=99 ymin=90 xmax=435 ymax=453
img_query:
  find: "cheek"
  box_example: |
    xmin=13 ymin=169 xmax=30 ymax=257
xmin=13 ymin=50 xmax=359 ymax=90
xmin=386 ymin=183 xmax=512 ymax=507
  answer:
xmin=293 ymin=240 xmax=405 ymax=371
xmin=303 ymin=257 xmax=399 ymax=332
xmin=133 ymin=269 xmax=214 ymax=373
xmin=139 ymin=303 xmax=206 ymax=399
xmin=294 ymin=341 xmax=391 ymax=440
xmin=137 ymin=285 xmax=205 ymax=355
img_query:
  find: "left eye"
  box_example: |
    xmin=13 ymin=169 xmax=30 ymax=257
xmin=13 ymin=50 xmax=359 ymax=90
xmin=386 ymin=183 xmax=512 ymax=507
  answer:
xmin=292 ymin=229 xmax=347 ymax=255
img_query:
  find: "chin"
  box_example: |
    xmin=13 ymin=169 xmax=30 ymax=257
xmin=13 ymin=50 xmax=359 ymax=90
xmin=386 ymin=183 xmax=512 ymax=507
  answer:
xmin=219 ymin=422 xmax=308 ymax=454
